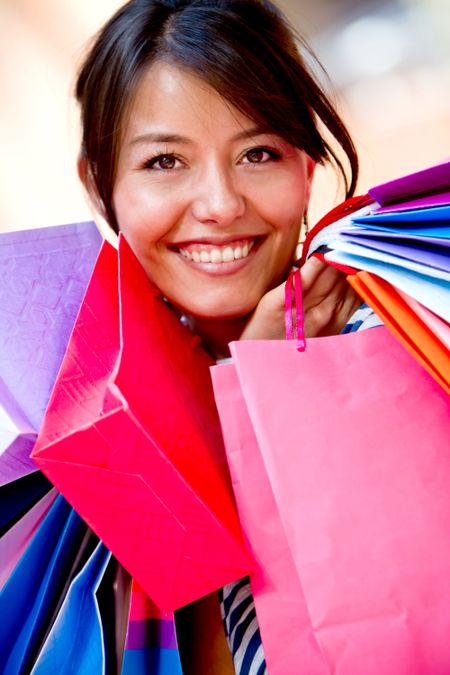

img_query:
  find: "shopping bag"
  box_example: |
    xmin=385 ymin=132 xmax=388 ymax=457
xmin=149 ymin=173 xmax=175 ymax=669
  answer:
xmin=301 ymin=161 xmax=450 ymax=393
xmin=368 ymin=159 xmax=450 ymax=207
xmin=338 ymin=232 xmax=450 ymax=271
xmin=0 ymin=221 xmax=102 ymax=484
xmin=0 ymin=488 xmax=57 ymax=591
xmin=354 ymin=203 xmax=450 ymax=224
xmin=211 ymin=363 xmax=328 ymax=675
xmin=0 ymin=469 xmax=53 ymax=536
xmin=0 ymin=494 xmax=93 ymax=674
xmin=348 ymin=271 xmax=450 ymax=394
xmin=31 ymin=541 xmax=112 ymax=675
xmin=213 ymin=323 xmax=450 ymax=674
xmin=400 ymin=291 xmax=450 ymax=348
xmin=32 ymin=235 xmax=252 ymax=611
xmin=95 ymin=556 xmax=132 ymax=673
xmin=121 ymin=581 xmax=183 ymax=674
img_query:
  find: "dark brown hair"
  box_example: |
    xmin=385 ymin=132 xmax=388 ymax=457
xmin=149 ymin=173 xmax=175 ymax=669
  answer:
xmin=76 ymin=0 xmax=358 ymax=232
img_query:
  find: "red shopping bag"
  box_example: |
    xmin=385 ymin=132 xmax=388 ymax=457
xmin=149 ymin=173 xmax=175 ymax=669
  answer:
xmin=212 ymin=319 xmax=450 ymax=674
xmin=32 ymin=236 xmax=252 ymax=611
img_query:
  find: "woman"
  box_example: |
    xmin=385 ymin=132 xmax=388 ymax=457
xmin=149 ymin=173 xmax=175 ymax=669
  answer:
xmin=75 ymin=0 xmax=378 ymax=672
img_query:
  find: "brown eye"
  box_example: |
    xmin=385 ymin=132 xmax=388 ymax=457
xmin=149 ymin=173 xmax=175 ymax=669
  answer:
xmin=144 ymin=154 xmax=180 ymax=170
xmin=245 ymin=148 xmax=267 ymax=163
xmin=242 ymin=147 xmax=281 ymax=165
xmin=156 ymin=155 xmax=177 ymax=170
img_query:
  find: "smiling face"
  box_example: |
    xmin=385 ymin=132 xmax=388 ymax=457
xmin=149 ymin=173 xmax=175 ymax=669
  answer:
xmin=113 ymin=61 xmax=314 ymax=320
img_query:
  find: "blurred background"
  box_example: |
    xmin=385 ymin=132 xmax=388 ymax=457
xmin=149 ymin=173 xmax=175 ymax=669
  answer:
xmin=0 ymin=0 xmax=449 ymax=232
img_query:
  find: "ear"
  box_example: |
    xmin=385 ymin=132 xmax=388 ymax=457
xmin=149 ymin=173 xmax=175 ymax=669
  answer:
xmin=77 ymin=153 xmax=107 ymax=220
xmin=304 ymin=155 xmax=316 ymax=205
xmin=77 ymin=152 xmax=90 ymax=192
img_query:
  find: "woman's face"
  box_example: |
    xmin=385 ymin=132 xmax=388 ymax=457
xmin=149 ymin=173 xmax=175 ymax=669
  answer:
xmin=113 ymin=61 xmax=314 ymax=319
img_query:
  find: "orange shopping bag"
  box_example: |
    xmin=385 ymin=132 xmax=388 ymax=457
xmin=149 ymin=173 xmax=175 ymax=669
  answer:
xmin=349 ymin=271 xmax=450 ymax=394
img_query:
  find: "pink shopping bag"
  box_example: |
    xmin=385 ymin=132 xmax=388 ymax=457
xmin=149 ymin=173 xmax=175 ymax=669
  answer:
xmin=213 ymin=325 xmax=450 ymax=675
xmin=211 ymin=363 xmax=328 ymax=675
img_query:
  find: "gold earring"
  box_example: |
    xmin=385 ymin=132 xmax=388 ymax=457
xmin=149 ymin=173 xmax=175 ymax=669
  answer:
xmin=300 ymin=212 xmax=309 ymax=243
xmin=295 ymin=213 xmax=309 ymax=261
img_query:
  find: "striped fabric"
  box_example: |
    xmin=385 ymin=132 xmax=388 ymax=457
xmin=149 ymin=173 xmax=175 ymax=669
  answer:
xmin=219 ymin=579 xmax=267 ymax=675
xmin=340 ymin=302 xmax=383 ymax=333
xmin=220 ymin=304 xmax=383 ymax=675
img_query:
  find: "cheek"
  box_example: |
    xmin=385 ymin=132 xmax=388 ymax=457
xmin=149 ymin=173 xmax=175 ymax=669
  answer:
xmin=113 ymin=183 xmax=178 ymax=250
xmin=259 ymin=194 xmax=304 ymax=256
xmin=251 ymin=168 xmax=308 ymax=229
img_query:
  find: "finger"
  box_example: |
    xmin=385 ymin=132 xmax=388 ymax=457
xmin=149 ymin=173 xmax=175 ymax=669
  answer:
xmin=239 ymin=282 xmax=287 ymax=341
xmin=259 ymin=279 xmax=286 ymax=312
xmin=302 ymin=272 xmax=349 ymax=316
xmin=300 ymin=257 xmax=344 ymax=297
xmin=304 ymin=279 xmax=361 ymax=337
xmin=265 ymin=262 xmax=351 ymax=333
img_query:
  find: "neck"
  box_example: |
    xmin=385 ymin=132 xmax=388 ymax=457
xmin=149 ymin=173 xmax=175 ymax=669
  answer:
xmin=189 ymin=315 xmax=249 ymax=360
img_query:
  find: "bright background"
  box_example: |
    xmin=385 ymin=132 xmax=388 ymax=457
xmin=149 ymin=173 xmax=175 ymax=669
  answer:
xmin=1 ymin=0 xmax=449 ymax=232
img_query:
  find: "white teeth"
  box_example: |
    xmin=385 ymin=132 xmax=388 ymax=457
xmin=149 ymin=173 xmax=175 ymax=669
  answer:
xmin=210 ymin=248 xmax=222 ymax=263
xmin=222 ymin=247 xmax=234 ymax=263
xmin=179 ymin=239 xmax=256 ymax=263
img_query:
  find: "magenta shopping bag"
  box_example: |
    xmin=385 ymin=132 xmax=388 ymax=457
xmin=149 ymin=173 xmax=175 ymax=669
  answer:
xmin=212 ymin=326 xmax=450 ymax=675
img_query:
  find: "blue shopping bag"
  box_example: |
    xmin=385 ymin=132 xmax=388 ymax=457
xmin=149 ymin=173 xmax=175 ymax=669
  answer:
xmin=0 ymin=495 xmax=91 ymax=674
xmin=31 ymin=542 xmax=111 ymax=675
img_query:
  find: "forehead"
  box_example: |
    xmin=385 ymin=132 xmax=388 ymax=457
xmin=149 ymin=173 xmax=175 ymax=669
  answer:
xmin=122 ymin=60 xmax=255 ymax=141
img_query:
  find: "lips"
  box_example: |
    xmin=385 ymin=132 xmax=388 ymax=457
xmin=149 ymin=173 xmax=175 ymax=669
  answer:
xmin=176 ymin=238 xmax=258 ymax=264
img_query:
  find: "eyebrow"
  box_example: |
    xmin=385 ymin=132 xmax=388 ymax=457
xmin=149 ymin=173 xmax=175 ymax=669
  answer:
xmin=128 ymin=133 xmax=193 ymax=147
xmin=232 ymin=126 xmax=272 ymax=142
xmin=128 ymin=126 xmax=272 ymax=147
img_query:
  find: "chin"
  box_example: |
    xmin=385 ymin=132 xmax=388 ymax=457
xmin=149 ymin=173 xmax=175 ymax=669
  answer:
xmin=168 ymin=289 xmax=259 ymax=322
xmin=176 ymin=299 xmax=255 ymax=322
xmin=190 ymin=307 xmax=253 ymax=322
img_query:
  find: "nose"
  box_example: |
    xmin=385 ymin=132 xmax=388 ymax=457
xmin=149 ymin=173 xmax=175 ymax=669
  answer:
xmin=191 ymin=164 xmax=245 ymax=226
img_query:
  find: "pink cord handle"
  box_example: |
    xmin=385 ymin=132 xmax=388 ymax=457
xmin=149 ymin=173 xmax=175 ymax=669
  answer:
xmin=284 ymin=269 xmax=306 ymax=352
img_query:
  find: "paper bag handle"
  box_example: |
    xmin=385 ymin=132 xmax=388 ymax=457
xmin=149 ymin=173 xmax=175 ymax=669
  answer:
xmin=284 ymin=269 xmax=306 ymax=352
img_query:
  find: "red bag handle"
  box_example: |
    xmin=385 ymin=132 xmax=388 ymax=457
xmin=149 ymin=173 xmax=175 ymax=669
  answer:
xmin=287 ymin=195 xmax=374 ymax=352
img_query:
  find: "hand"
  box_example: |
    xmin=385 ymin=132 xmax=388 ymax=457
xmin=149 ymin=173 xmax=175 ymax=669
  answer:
xmin=239 ymin=257 xmax=362 ymax=341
